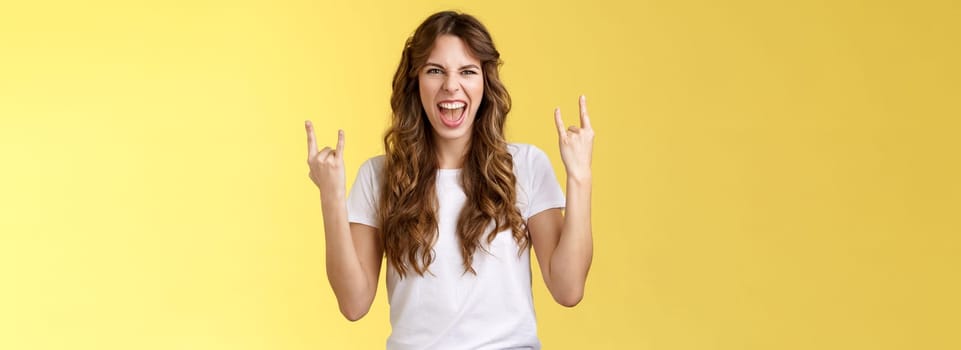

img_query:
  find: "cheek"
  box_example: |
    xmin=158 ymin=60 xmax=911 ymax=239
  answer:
xmin=418 ymin=78 xmax=433 ymax=109
xmin=469 ymin=80 xmax=484 ymax=107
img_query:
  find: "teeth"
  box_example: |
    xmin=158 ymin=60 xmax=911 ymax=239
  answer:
xmin=439 ymin=102 xmax=466 ymax=109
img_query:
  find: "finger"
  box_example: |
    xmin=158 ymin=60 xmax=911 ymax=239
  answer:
xmin=317 ymin=146 xmax=333 ymax=161
xmin=335 ymin=129 xmax=345 ymax=160
xmin=578 ymin=95 xmax=592 ymax=129
xmin=554 ymin=107 xmax=566 ymax=139
xmin=306 ymin=120 xmax=317 ymax=157
xmin=568 ymin=125 xmax=579 ymax=133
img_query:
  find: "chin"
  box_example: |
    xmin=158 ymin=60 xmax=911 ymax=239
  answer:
xmin=432 ymin=125 xmax=472 ymax=141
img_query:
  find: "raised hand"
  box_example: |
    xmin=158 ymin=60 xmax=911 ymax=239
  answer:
xmin=306 ymin=120 xmax=346 ymax=200
xmin=554 ymin=95 xmax=595 ymax=182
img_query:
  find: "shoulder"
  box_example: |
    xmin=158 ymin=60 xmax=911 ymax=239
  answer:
xmin=507 ymin=143 xmax=549 ymax=162
xmin=507 ymin=143 xmax=558 ymax=186
xmin=353 ymin=155 xmax=387 ymax=185
xmin=358 ymin=155 xmax=386 ymax=173
xmin=507 ymin=143 xmax=552 ymax=170
xmin=507 ymin=143 xmax=564 ymax=219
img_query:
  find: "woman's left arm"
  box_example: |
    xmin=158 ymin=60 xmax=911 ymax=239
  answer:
xmin=529 ymin=95 xmax=594 ymax=307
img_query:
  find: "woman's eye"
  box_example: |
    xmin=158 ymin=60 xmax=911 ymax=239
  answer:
xmin=427 ymin=68 xmax=443 ymax=74
xmin=461 ymin=70 xmax=478 ymax=76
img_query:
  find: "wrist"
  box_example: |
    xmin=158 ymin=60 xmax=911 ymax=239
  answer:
xmin=567 ymin=173 xmax=592 ymax=187
xmin=320 ymin=190 xmax=346 ymax=204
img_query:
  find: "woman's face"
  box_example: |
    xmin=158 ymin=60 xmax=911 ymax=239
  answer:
xmin=418 ymin=34 xmax=484 ymax=144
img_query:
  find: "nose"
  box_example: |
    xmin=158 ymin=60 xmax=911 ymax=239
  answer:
xmin=442 ymin=74 xmax=460 ymax=93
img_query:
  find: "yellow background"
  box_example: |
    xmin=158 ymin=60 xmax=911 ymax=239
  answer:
xmin=2 ymin=0 xmax=958 ymax=349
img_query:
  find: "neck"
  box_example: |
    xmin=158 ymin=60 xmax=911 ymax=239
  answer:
xmin=435 ymin=134 xmax=470 ymax=169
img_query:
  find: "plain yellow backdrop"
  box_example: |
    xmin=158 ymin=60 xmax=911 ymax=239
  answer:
xmin=2 ymin=0 xmax=959 ymax=349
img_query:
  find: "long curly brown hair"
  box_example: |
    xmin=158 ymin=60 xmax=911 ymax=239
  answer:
xmin=380 ymin=11 xmax=526 ymax=278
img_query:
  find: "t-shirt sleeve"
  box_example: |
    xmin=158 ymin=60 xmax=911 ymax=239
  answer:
xmin=525 ymin=146 xmax=566 ymax=219
xmin=346 ymin=158 xmax=381 ymax=228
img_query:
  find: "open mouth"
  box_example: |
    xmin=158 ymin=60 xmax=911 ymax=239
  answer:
xmin=437 ymin=101 xmax=467 ymax=128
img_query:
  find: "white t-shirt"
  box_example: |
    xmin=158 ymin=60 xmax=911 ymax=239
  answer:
xmin=347 ymin=143 xmax=566 ymax=350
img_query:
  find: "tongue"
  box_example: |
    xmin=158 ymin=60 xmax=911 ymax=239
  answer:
xmin=442 ymin=107 xmax=464 ymax=121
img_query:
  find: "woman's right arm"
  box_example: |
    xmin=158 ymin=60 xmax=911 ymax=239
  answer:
xmin=306 ymin=121 xmax=383 ymax=321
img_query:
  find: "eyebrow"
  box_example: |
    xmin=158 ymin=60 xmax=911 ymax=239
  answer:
xmin=425 ymin=62 xmax=481 ymax=70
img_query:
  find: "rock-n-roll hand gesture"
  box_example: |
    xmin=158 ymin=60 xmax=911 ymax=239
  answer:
xmin=306 ymin=120 xmax=346 ymax=200
xmin=554 ymin=95 xmax=595 ymax=182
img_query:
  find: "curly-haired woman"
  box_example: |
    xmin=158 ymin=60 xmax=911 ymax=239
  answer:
xmin=305 ymin=11 xmax=594 ymax=349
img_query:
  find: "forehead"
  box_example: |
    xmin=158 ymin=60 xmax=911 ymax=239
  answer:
xmin=426 ymin=34 xmax=480 ymax=66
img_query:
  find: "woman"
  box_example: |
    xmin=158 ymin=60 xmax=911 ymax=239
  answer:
xmin=305 ymin=11 xmax=594 ymax=349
